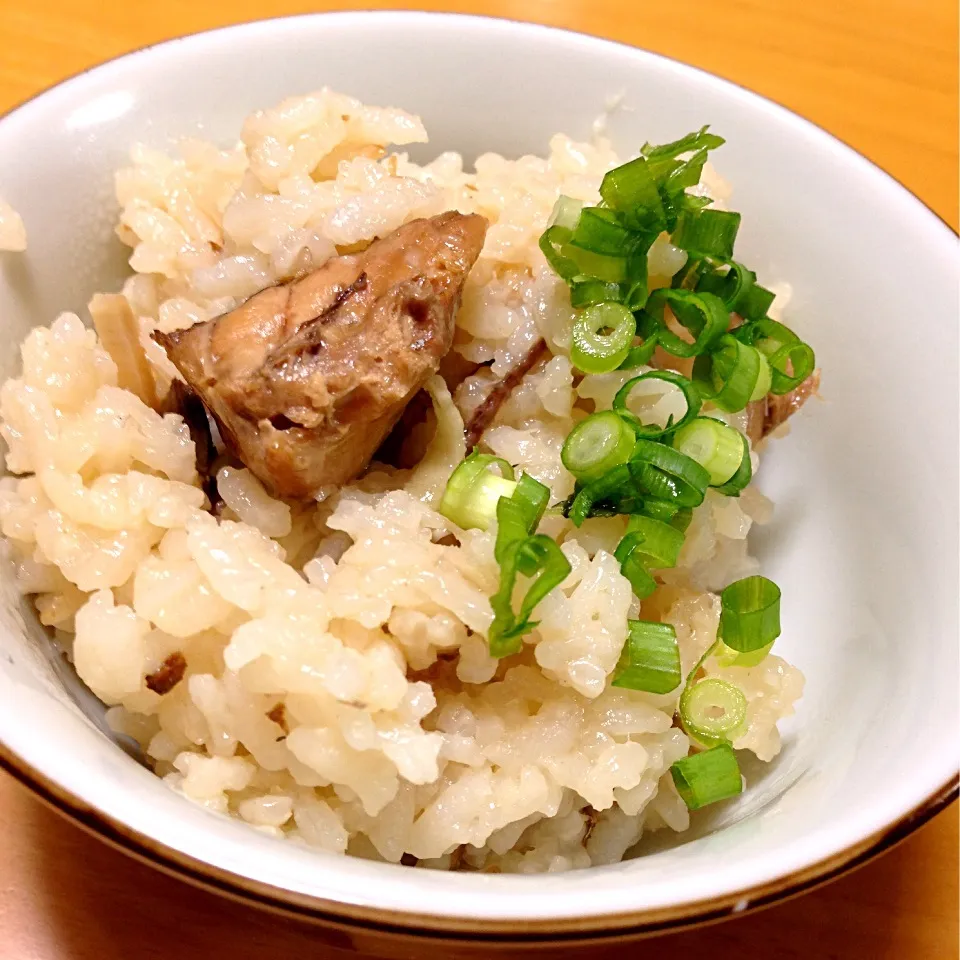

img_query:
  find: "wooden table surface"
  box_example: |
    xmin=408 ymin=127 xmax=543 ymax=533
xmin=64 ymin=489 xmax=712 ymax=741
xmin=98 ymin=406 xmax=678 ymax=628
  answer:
xmin=0 ymin=2 xmax=956 ymax=958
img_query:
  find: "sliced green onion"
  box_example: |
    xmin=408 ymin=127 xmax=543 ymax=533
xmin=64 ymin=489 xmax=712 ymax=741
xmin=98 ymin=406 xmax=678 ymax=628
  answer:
xmin=696 ymin=260 xmax=756 ymax=313
xmin=624 ymin=514 xmax=685 ymax=568
xmin=570 ymin=278 xmax=624 ymax=308
xmin=565 ymin=246 xmax=629 ymax=283
xmin=495 ymin=496 xmax=536 ymax=562
xmin=641 ymin=126 xmax=725 ymax=160
xmin=568 ymin=207 xmax=635 ymax=255
xmin=662 ymin=148 xmax=710 ymax=195
xmin=672 ymin=209 xmax=741 ymax=260
xmin=538 ymin=224 xmax=579 ymax=281
xmin=627 ymin=497 xmax=693 ymax=533
xmin=613 ymin=370 xmax=703 ymax=439
xmin=598 ymin=157 xmax=665 ymax=233
xmin=734 ymin=318 xmax=815 ymax=394
xmin=749 ymin=351 xmax=773 ymax=401
xmin=713 ymin=430 xmax=753 ymax=497
xmin=671 ymin=743 xmax=744 ymax=810
xmin=642 ymin=289 xmax=729 ymax=358
xmin=641 ymin=126 xmax=725 ymax=161
xmin=488 ymin=532 xmax=571 ymax=658
xmin=640 ymin=500 xmax=694 ymax=532
xmin=617 ymin=334 xmax=660 ymax=371
xmin=639 ymin=499 xmax=682 ymax=525
xmin=714 ymin=639 xmax=774 ymax=667
xmin=734 ymin=317 xmax=795 ymax=349
xmin=767 ymin=341 xmax=815 ymax=395
xmin=439 ymin=454 xmax=516 ymax=530
xmin=567 ymin=464 xmax=635 ymax=527
xmin=719 ymin=575 xmax=781 ymax=652
xmin=680 ymin=677 xmax=748 ymax=746
xmin=571 ymin=303 xmax=636 ymax=374
xmin=672 ymin=417 xmax=745 ymax=486
xmin=614 ymin=536 xmax=657 ymax=599
xmin=672 ymin=257 xmax=704 ymax=291
xmin=680 ymin=193 xmax=713 ymax=213
xmin=692 ymin=334 xmax=762 ymax=412
xmin=488 ymin=477 xmax=570 ymax=657
xmin=547 ymin=195 xmax=583 ymax=231
xmin=629 ymin=438 xmax=711 ymax=508
xmin=561 ymin=411 xmax=636 ymax=483
xmin=612 ymin=620 xmax=681 ymax=694
xmin=623 ymin=245 xmax=650 ymax=311
xmin=737 ymin=282 xmax=776 ymax=321
xmin=511 ymin=473 xmax=550 ymax=530
xmin=494 ymin=474 xmax=550 ymax=563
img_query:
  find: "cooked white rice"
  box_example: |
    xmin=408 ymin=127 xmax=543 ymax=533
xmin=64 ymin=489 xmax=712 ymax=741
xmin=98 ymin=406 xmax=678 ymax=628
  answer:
xmin=0 ymin=89 xmax=803 ymax=872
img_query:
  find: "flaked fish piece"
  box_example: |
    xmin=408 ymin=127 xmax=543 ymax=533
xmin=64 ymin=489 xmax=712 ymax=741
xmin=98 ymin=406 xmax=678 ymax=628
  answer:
xmin=746 ymin=369 xmax=821 ymax=444
xmin=154 ymin=212 xmax=488 ymax=499
xmin=89 ymin=293 xmax=158 ymax=409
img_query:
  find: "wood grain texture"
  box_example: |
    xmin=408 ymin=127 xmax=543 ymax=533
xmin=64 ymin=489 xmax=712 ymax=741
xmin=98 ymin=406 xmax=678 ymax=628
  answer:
xmin=0 ymin=2 xmax=956 ymax=958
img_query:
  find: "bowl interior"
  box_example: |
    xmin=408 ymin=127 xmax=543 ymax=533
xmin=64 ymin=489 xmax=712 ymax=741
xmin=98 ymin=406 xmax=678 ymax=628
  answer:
xmin=0 ymin=11 xmax=956 ymax=930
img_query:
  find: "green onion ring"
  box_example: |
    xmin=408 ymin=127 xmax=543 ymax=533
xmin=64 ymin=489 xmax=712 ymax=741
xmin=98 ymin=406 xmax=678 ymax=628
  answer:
xmin=629 ymin=438 xmax=711 ymax=508
xmin=680 ymin=677 xmax=748 ymax=747
xmin=570 ymin=302 xmax=637 ymax=374
xmin=692 ymin=334 xmax=762 ymax=412
xmin=561 ymin=411 xmax=636 ymax=483
xmin=641 ymin=288 xmax=729 ymax=359
xmin=613 ymin=370 xmax=703 ymax=440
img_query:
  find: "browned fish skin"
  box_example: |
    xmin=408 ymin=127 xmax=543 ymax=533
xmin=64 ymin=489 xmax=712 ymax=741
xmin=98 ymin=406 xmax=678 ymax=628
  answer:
xmin=746 ymin=369 xmax=821 ymax=445
xmin=144 ymin=652 xmax=187 ymax=695
xmin=154 ymin=212 xmax=488 ymax=499
xmin=463 ymin=338 xmax=549 ymax=451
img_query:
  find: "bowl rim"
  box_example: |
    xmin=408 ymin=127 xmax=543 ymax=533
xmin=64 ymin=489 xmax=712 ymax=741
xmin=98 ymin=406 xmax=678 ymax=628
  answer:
xmin=0 ymin=9 xmax=956 ymax=942
xmin=2 ymin=739 xmax=956 ymax=943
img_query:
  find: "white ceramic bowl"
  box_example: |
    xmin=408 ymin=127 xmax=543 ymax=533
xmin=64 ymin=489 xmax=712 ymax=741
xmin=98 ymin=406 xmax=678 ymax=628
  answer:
xmin=0 ymin=12 xmax=956 ymax=953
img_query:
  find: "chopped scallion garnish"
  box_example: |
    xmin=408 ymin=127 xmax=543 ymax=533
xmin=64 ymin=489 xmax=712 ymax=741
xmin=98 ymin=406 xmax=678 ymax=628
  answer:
xmin=671 ymin=743 xmax=744 ymax=810
xmin=641 ymin=288 xmax=729 ymax=359
xmin=713 ymin=431 xmax=753 ymax=497
xmin=561 ymin=411 xmax=636 ymax=483
xmin=488 ymin=531 xmax=570 ymax=657
xmin=628 ymin=438 xmax=711 ymax=508
xmin=567 ymin=464 xmax=636 ymax=527
xmin=640 ymin=126 xmax=725 ymax=161
xmin=672 ymin=208 xmax=741 ymax=260
xmin=570 ymin=302 xmax=637 ymax=374
xmin=624 ymin=514 xmax=685 ymax=568
xmin=570 ymin=278 xmax=624 ymax=309
xmin=612 ymin=370 xmax=702 ymax=440
xmin=680 ymin=677 xmax=748 ymax=746
xmin=719 ymin=575 xmax=781 ymax=652
xmin=672 ymin=417 xmax=746 ymax=486
xmin=614 ymin=514 xmax=684 ymax=598
xmin=438 ymin=453 xmax=516 ymax=530
xmin=734 ymin=318 xmax=816 ymax=395
xmin=547 ymin=194 xmax=583 ymax=232
xmin=493 ymin=474 xmax=550 ymax=563
xmin=488 ymin=477 xmax=570 ymax=657
xmin=614 ymin=537 xmax=658 ymax=599
xmin=568 ymin=207 xmax=636 ymax=255
xmin=692 ymin=334 xmax=763 ymax=412
xmin=714 ymin=638 xmax=774 ymax=668
xmin=612 ymin=620 xmax=682 ymax=694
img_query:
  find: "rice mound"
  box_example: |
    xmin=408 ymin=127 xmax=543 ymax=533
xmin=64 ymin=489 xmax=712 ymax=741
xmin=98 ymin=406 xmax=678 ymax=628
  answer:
xmin=0 ymin=89 xmax=804 ymax=872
